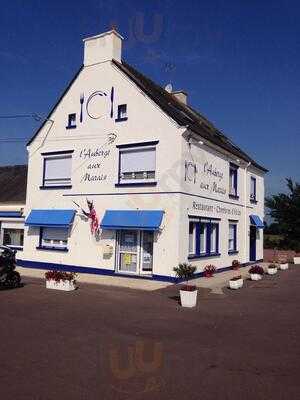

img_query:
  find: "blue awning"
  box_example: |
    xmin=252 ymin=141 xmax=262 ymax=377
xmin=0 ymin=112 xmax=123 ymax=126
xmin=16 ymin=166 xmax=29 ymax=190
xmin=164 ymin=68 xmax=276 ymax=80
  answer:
xmin=250 ymin=214 xmax=264 ymax=229
xmin=25 ymin=209 xmax=76 ymax=228
xmin=0 ymin=211 xmax=23 ymax=218
xmin=100 ymin=210 xmax=164 ymax=231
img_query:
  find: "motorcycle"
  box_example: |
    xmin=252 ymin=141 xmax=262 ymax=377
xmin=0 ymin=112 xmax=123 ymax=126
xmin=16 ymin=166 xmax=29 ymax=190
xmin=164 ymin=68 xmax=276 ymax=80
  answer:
xmin=0 ymin=245 xmax=22 ymax=289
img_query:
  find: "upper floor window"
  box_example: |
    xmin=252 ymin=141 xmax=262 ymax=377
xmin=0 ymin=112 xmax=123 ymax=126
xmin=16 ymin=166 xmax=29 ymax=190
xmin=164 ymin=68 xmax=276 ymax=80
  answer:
xmin=116 ymin=104 xmax=128 ymax=122
xmin=250 ymin=176 xmax=257 ymax=202
xmin=66 ymin=113 xmax=77 ymax=129
xmin=41 ymin=151 xmax=73 ymax=189
xmin=116 ymin=141 xmax=158 ymax=186
xmin=188 ymin=217 xmax=220 ymax=258
xmin=229 ymin=163 xmax=238 ymax=198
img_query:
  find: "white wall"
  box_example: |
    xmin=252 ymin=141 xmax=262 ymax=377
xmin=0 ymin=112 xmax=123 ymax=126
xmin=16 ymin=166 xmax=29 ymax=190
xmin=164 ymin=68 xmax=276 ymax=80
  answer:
xmin=21 ymin=59 xmax=183 ymax=277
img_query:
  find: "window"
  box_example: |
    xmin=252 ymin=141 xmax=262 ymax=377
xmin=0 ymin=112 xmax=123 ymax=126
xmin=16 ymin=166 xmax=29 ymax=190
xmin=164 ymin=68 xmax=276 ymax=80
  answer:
xmin=229 ymin=163 xmax=238 ymax=197
xmin=42 ymin=152 xmax=72 ymax=188
xmin=188 ymin=218 xmax=219 ymax=258
xmin=2 ymin=228 xmax=24 ymax=249
xmin=228 ymin=223 xmax=237 ymax=253
xmin=40 ymin=227 xmax=69 ymax=251
xmin=116 ymin=104 xmax=128 ymax=122
xmin=188 ymin=221 xmax=197 ymax=255
xmin=118 ymin=143 xmax=157 ymax=184
xmin=66 ymin=113 xmax=76 ymax=129
xmin=250 ymin=177 xmax=257 ymax=202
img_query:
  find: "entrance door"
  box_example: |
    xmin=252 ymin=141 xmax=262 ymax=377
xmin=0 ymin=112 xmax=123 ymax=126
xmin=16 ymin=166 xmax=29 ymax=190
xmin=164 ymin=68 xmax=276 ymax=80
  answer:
xmin=249 ymin=226 xmax=257 ymax=261
xmin=118 ymin=230 xmax=139 ymax=273
xmin=117 ymin=230 xmax=154 ymax=275
xmin=140 ymin=231 xmax=154 ymax=275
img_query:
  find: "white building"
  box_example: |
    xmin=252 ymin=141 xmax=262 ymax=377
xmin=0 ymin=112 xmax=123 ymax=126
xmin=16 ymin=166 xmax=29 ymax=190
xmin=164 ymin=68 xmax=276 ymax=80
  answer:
xmin=19 ymin=30 xmax=267 ymax=281
xmin=0 ymin=165 xmax=27 ymax=251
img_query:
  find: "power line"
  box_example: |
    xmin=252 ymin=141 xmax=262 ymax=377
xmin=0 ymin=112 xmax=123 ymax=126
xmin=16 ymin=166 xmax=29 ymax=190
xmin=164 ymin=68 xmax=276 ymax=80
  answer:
xmin=0 ymin=114 xmax=42 ymax=121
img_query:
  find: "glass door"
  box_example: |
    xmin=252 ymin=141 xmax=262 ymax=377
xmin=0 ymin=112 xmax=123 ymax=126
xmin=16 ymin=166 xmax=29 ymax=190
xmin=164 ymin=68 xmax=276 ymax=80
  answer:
xmin=140 ymin=231 xmax=154 ymax=275
xmin=116 ymin=230 xmax=154 ymax=276
xmin=118 ymin=230 xmax=139 ymax=273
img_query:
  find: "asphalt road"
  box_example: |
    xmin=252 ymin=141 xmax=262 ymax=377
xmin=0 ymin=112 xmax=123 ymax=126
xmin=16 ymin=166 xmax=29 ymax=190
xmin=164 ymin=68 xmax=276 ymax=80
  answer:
xmin=0 ymin=266 xmax=299 ymax=400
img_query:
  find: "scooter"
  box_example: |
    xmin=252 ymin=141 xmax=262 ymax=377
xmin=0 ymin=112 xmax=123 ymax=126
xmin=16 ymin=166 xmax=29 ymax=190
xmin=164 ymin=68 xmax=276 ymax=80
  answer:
xmin=0 ymin=245 xmax=22 ymax=289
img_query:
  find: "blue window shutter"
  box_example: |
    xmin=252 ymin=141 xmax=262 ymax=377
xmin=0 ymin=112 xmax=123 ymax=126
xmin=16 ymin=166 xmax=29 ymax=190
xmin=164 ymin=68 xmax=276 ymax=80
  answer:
xmin=206 ymin=222 xmax=211 ymax=254
xmin=195 ymin=223 xmax=200 ymax=255
xmin=234 ymin=224 xmax=237 ymax=251
xmin=216 ymin=224 xmax=219 ymax=253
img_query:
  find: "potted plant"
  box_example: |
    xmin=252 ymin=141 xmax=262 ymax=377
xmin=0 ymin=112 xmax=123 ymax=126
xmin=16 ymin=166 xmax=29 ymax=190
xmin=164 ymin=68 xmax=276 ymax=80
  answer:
xmin=232 ymin=260 xmax=240 ymax=270
xmin=249 ymin=265 xmax=264 ymax=280
xmin=173 ymin=263 xmax=197 ymax=308
xmin=229 ymin=275 xmax=243 ymax=289
xmin=267 ymin=263 xmax=278 ymax=275
xmin=45 ymin=270 xmax=77 ymax=291
xmin=293 ymin=254 xmax=300 ymax=264
xmin=204 ymin=264 xmax=216 ymax=278
xmin=279 ymin=259 xmax=289 ymax=270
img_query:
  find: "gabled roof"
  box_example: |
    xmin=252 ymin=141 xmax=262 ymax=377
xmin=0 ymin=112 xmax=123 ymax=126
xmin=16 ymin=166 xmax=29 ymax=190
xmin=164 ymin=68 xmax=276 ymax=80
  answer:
xmin=0 ymin=165 xmax=27 ymax=203
xmin=27 ymin=58 xmax=267 ymax=172
xmin=113 ymin=60 xmax=268 ymax=172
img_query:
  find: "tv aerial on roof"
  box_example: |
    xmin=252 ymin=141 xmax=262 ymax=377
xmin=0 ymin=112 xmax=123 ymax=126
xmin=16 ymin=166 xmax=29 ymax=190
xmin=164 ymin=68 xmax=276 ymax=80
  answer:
xmin=165 ymin=83 xmax=173 ymax=93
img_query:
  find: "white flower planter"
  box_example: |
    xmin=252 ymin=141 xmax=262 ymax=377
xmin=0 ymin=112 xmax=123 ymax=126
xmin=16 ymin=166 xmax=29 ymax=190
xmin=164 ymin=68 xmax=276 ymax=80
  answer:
xmin=267 ymin=267 xmax=277 ymax=275
xmin=293 ymin=257 xmax=300 ymax=264
xmin=179 ymin=289 xmax=198 ymax=308
xmin=46 ymin=279 xmax=76 ymax=291
xmin=229 ymin=278 xmax=243 ymax=290
xmin=280 ymin=263 xmax=289 ymax=270
xmin=250 ymin=273 xmax=262 ymax=281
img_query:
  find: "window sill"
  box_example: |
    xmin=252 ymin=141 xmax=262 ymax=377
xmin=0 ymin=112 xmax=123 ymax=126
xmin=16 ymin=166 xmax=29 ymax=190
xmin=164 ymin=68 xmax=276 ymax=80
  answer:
xmin=115 ymin=181 xmax=157 ymax=187
xmin=188 ymin=253 xmax=221 ymax=260
xmin=229 ymin=194 xmax=239 ymax=200
xmin=6 ymin=246 xmax=23 ymax=251
xmin=250 ymin=199 xmax=258 ymax=204
xmin=40 ymin=185 xmax=72 ymax=190
xmin=66 ymin=125 xmax=77 ymax=130
xmin=36 ymin=246 xmax=69 ymax=252
xmin=115 ymin=117 xmax=128 ymax=123
xmin=228 ymin=250 xmax=239 ymax=255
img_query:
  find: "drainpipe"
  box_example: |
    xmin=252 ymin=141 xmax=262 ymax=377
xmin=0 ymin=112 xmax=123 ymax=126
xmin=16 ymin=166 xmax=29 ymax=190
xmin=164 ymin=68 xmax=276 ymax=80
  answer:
xmin=244 ymin=162 xmax=251 ymax=262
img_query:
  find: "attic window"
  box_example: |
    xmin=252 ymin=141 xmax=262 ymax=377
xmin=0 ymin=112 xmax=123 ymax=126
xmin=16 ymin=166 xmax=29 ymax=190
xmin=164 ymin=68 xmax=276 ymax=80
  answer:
xmin=66 ymin=113 xmax=77 ymax=129
xmin=115 ymin=104 xmax=127 ymax=122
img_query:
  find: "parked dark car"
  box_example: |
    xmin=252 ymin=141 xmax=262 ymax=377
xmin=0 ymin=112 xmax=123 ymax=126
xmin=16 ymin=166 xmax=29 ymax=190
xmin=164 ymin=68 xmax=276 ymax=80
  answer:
xmin=0 ymin=245 xmax=21 ymax=289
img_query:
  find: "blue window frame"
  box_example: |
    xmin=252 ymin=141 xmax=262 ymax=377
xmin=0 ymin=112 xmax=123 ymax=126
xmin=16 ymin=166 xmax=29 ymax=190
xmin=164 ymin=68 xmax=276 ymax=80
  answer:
xmin=229 ymin=163 xmax=238 ymax=198
xmin=250 ymin=176 xmax=257 ymax=202
xmin=116 ymin=141 xmax=158 ymax=187
xmin=228 ymin=222 xmax=238 ymax=254
xmin=41 ymin=151 xmax=73 ymax=189
xmin=37 ymin=227 xmax=69 ymax=252
xmin=66 ymin=113 xmax=77 ymax=129
xmin=188 ymin=217 xmax=220 ymax=259
xmin=115 ymin=104 xmax=128 ymax=122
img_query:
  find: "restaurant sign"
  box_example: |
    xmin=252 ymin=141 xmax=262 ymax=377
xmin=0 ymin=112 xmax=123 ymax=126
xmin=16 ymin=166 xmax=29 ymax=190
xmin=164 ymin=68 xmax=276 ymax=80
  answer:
xmin=192 ymin=201 xmax=241 ymax=216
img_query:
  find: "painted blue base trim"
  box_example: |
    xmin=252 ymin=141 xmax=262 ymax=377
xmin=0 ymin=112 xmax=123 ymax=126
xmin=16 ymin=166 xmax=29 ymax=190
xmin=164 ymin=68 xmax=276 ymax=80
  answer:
xmin=16 ymin=259 xmax=264 ymax=284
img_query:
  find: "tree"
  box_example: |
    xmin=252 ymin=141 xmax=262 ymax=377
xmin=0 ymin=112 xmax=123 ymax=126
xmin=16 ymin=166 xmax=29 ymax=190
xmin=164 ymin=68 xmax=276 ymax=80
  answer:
xmin=265 ymin=178 xmax=300 ymax=251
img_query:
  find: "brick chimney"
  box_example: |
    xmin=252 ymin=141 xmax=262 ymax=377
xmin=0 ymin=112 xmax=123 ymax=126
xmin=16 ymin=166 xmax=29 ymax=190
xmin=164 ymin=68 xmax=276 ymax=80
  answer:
xmin=172 ymin=90 xmax=188 ymax=105
xmin=83 ymin=29 xmax=123 ymax=67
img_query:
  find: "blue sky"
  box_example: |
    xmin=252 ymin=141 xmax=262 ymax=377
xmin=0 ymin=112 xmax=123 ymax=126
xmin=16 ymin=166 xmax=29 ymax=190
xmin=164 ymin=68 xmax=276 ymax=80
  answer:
xmin=0 ymin=0 xmax=299 ymax=196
